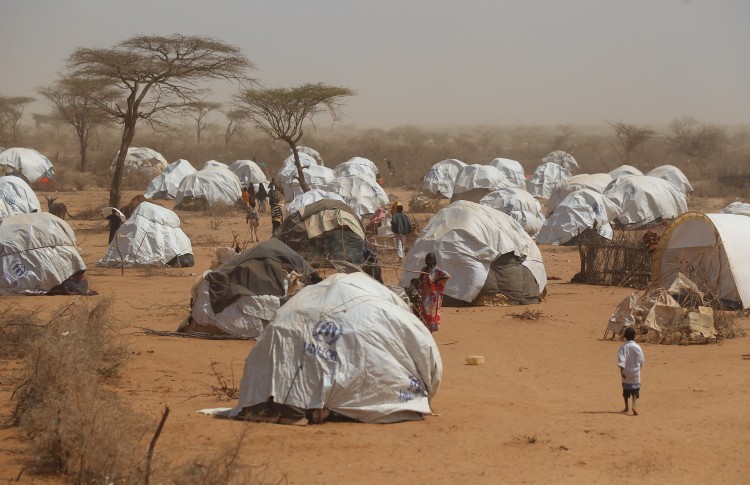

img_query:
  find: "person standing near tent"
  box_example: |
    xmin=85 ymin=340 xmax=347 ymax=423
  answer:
xmin=241 ymin=187 xmax=250 ymax=208
xmin=418 ymin=252 xmax=450 ymax=333
xmin=391 ymin=202 xmax=411 ymax=261
xmin=618 ymin=326 xmax=645 ymax=415
xmin=105 ymin=209 xmax=123 ymax=244
xmin=270 ymin=199 xmax=283 ymax=235
xmin=246 ymin=201 xmax=260 ymax=242
xmin=256 ymin=183 xmax=268 ymax=213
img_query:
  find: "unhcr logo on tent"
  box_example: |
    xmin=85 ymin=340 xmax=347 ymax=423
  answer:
xmin=313 ymin=320 xmax=343 ymax=346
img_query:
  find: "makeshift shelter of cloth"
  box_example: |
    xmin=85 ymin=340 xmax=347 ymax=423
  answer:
xmin=333 ymin=157 xmax=379 ymax=181
xmin=479 ymin=187 xmax=545 ymax=237
xmin=228 ymin=159 xmax=269 ymax=187
xmin=144 ymin=159 xmax=197 ymax=199
xmin=651 ymin=212 xmax=750 ymax=309
xmin=98 ymin=202 xmax=194 ymax=268
xmin=215 ymin=272 xmax=441 ymax=424
xmin=285 ymin=189 xmax=345 ymax=216
xmin=450 ymin=164 xmax=513 ymax=203
xmin=537 ymin=189 xmax=621 ymax=245
xmin=646 ymin=165 xmax=693 ymax=194
xmin=420 ymin=159 xmax=467 ymax=199
xmin=0 ymin=175 xmax=41 ymax=218
xmin=110 ymin=147 xmax=168 ymax=179
xmin=202 ymin=160 xmax=227 ymax=170
xmin=489 ymin=158 xmax=527 ymax=190
xmin=608 ymin=165 xmax=643 ymax=180
xmin=326 ymin=174 xmax=389 ymax=217
xmin=0 ymin=147 xmax=55 ymax=186
xmin=603 ymin=175 xmax=688 ymax=228
xmin=275 ymin=199 xmax=367 ymax=265
xmin=283 ymin=163 xmax=335 ymax=203
xmin=545 ymin=173 xmax=613 ymax=216
xmin=400 ymin=201 xmax=547 ymax=305
xmin=542 ymin=150 xmax=579 ymax=172
xmin=721 ymin=201 xmax=750 ymax=217
xmin=276 ymin=152 xmax=318 ymax=201
xmin=528 ymin=162 xmax=572 ymax=199
xmin=174 ymin=165 xmax=242 ymax=210
xmin=184 ymin=239 xmax=317 ymax=338
xmin=297 ymin=146 xmax=324 ymax=166
xmin=0 ymin=212 xmax=88 ymax=295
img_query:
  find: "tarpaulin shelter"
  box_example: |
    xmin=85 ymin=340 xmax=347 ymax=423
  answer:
xmin=326 ymin=174 xmax=389 ymax=217
xmin=529 ymin=162 xmax=572 ymax=199
xmin=420 ymin=159 xmax=467 ymax=199
xmin=542 ymin=150 xmax=579 ymax=171
xmin=175 ymin=165 xmax=242 ymax=209
xmin=285 ymin=189 xmax=345 ymax=216
xmin=608 ymin=165 xmax=643 ymax=180
xmin=0 ymin=175 xmax=41 ymax=218
xmin=228 ymin=159 xmax=269 ymax=186
xmin=0 ymin=212 xmax=86 ymax=294
xmin=400 ymin=201 xmax=547 ymax=305
xmin=603 ymin=175 xmax=687 ymax=228
xmin=0 ymin=147 xmax=55 ymax=187
xmin=98 ymin=202 xmax=193 ymax=267
xmin=110 ymin=147 xmax=168 ymax=179
xmin=536 ymin=189 xmax=621 ymax=245
xmin=186 ymin=239 xmax=317 ymax=338
xmin=546 ymin=173 xmax=613 ymax=215
xmin=489 ymin=158 xmax=526 ymax=190
xmin=646 ymin=165 xmax=693 ymax=194
xmin=144 ymin=159 xmax=197 ymax=199
xmin=450 ymin=164 xmax=513 ymax=203
xmin=479 ymin=187 xmax=545 ymax=237
xmin=333 ymin=157 xmax=379 ymax=181
xmin=223 ymin=272 xmax=442 ymax=424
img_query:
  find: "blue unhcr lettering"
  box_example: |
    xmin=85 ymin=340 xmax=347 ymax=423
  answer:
xmin=398 ymin=390 xmax=415 ymax=403
xmin=304 ymin=342 xmax=338 ymax=362
xmin=313 ymin=320 xmax=343 ymax=345
xmin=407 ymin=375 xmax=425 ymax=394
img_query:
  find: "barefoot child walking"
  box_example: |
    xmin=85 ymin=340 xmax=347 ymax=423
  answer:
xmin=618 ymin=327 xmax=645 ymax=415
xmin=246 ymin=201 xmax=260 ymax=242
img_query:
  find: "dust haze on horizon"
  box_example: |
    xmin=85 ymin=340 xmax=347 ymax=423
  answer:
xmin=1 ymin=0 xmax=748 ymax=129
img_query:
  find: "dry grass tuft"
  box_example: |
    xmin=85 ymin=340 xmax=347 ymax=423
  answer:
xmin=507 ymin=309 xmax=545 ymax=321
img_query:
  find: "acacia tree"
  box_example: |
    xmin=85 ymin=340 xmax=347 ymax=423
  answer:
xmin=67 ymin=34 xmax=253 ymax=207
xmin=0 ymin=95 xmax=35 ymax=145
xmin=38 ymin=77 xmax=119 ymax=172
xmin=187 ymin=99 xmax=222 ymax=144
xmin=234 ymin=83 xmax=355 ymax=192
xmin=667 ymin=117 xmax=726 ymax=162
xmin=607 ymin=121 xmax=654 ymax=165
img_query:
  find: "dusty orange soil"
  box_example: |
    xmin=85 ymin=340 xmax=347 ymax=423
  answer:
xmin=1 ymin=188 xmax=749 ymax=484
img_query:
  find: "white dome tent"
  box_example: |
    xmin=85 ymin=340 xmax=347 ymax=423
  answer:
xmin=222 ymin=272 xmax=442 ymax=424
xmin=285 ymin=189 xmax=346 ymax=215
xmin=276 ymin=152 xmax=319 ymax=201
xmin=282 ymin=164 xmax=335 ymax=202
xmin=536 ymin=189 xmax=622 ymax=245
xmin=451 ymin=164 xmax=513 ymax=203
xmin=0 ymin=212 xmax=86 ymax=294
xmin=98 ymin=202 xmax=194 ymax=267
xmin=297 ymin=146 xmax=324 ymax=166
xmin=646 ymin=165 xmax=693 ymax=194
xmin=529 ymin=162 xmax=572 ymax=199
xmin=228 ymin=159 xmax=269 ymax=187
xmin=603 ymin=175 xmax=688 ymax=228
xmin=608 ymin=165 xmax=643 ymax=180
xmin=0 ymin=147 xmax=55 ymax=186
xmin=326 ymin=174 xmax=389 ymax=216
xmin=175 ymin=166 xmax=242 ymax=209
xmin=546 ymin=173 xmax=613 ymax=215
xmin=420 ymin=159 xmax=467 ymax=199
xmin=721 ymin=201 xmax=750 ymax=217
xmin=479 ymin=188 xmax=545 ymax=237
xmin=202 ymin=160 xmax=227 ymax=170
xmin=400 ymin=201 xmax=547 ymax=305
xmin=111 ymin=147 xmax=168 ymax=179
xmin=333 ymin=157 xmax=379 ymax=181
xmin=542 ymin=150 xmax=579 ymax=172
xmin=0 ymin=175 xmax=41 ymax=217
xmin=652 ymin=212 xmax=750 ymax=309
xmin=489 ymin=158 xmax=526 ymax=190
xmin=144 ymin=159 xmax=197 ymax=199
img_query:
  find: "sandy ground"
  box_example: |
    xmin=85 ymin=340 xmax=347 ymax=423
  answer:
xmin=2 ymin=188 xmax=750 ymax=484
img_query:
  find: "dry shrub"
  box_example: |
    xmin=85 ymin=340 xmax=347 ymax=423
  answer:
xmin=0 ymin=303 xmax=44 ymax=358
xmin=12 ymin=298 xmax=149 ymax=483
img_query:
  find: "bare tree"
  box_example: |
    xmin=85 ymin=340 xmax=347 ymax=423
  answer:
xmin=187 ymin=99 xmax=222 ymax=144
xmin=234 ymin=83 xmax=355 ymax=192
xmin=667 ymin=117 xmax=726 ymax=162
xmin=38 ymin=77 xmax=119 ymax=172
xmin=0 ymin=95 xmax=35 ymax=145
xmin=66 ymin=34 xmax=253 ymax=207
xmin=607 ymin=121 xmax=655 ymax=165
xmin=32 ymin=112 xmax=67 ymax=137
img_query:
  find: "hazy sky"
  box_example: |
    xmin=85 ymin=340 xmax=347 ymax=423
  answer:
xmin=1 ymin=0 xmax=748 ymax=128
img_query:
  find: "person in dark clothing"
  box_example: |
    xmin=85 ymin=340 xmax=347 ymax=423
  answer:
xmin=256 ymin=183 xmax=268 ymax=213
xmin=390 ymin=203 xmax=412 ymax=261
xmin=363 ymin=242 xmax=384 ymax=284
xmin=105 ymin=209 xmax=123 ymax=244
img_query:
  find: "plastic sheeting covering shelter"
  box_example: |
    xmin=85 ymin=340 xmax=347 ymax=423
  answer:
xmin=326 ymin=174 xmax=389 ymax=217
xmin=450 ymin=164 xmax=513 ymax=203
xmin=721 ymin=202 xmax=750 ymax=217
xmin=651 ymin=212 xmax=750 ymax=308
xmin=0 ymin=212 xmax=85 ymax=294
xmin=542 ymin=150 xmax=579 ymax=171
xmin=0 ymin=147 xmax=55 ymax=185
xmin=0 ymin=175 xmax=41 ymax=218
xmin=110 ymin=147 xmax=168 ymax=178
xmin=479 ymin=188 xmax=545 ymax=237
xmin=608 ymin=165 xmax=643 ymax=180
xmin=275 ymin=199 xmax=366 ymax=264
xmin=286 ymin=189 xmax=345 ymax=216
xmin=227 ymin=272 xmax=442 ymax=424
xmin=546 ymin=173 xmax=613 ymax=216
xmin=144 ymin=159 xmax=197 ymax=199
xmin=537 ymin=189 xmax=621 ymax=245
xmin=489 ymin=158 xmax=527 ymax=190
xmin=529 ymin=162 xmax=572 ymax=199
xmin=646 ymin=165 xmax=693 ymax=194
xmin=228 ymin=159 xmax=269 ymax=186
xmin=276 ymin=153 xmax=318 ymax=201
xmin=603 ymin=175 xmax=687 ymax=228
xmin=175 ymin=166 xmax=242 ymax=209
xmin=400 ymin=201 xmax=547 ymax=304
xmin=189 ymin=239 xmax=316 ymax=338
xmin=420 ymin=159 xmax=467 ymax=199
xmin=282 ymin=164 xmax=335 ymax=203
xmin=98 ymin=202 xmax=193 ymax=267
xmin=333 ymin=157 xmax=379 ymax=181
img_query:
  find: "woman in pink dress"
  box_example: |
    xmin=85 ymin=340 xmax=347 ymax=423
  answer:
xmin=418 ymin=253 xmax=451 ymax=332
